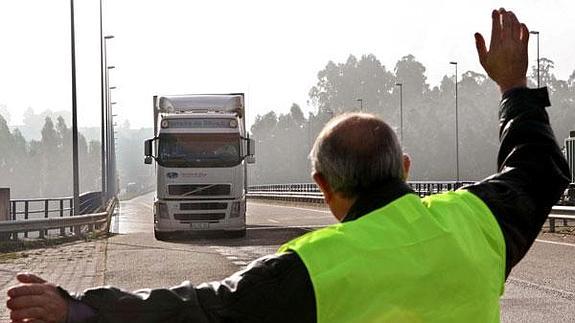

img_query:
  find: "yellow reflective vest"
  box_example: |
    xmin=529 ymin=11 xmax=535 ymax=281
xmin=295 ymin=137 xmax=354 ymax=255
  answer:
xmin=279 ymin=190 xmax=506 ymax=323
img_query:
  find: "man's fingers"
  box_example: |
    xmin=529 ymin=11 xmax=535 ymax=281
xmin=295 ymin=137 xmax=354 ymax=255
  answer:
xmin=7 ymin=295 xmax=47 ymax=310
xmin=16 ymin=273 xmax=46 ymax=284
xmin=501 ymin=8 xmax=512 ymax=40
xmin=508 ymin=11 xmax=521 ymax=42
xmin=10 ymin=306 xmax=45 ymax=321
xmin=489 ymin=9 xmax=501 ymax=50
xmin=7 ymin=284 xmax=46 ymax=298
xmin=520 ymin=23 xmax=530 ymax=47
xmin=474 ymin=33 xmax=488 ymax=67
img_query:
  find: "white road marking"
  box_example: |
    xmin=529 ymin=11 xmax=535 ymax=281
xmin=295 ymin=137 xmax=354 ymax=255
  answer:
xmin=249 ymin=202 xmax=331 ymax=215
xmin=247 ymin=224 xmax=326 ymax=232
xmin=137 ymin=202 xmax=153 ymax=210
xmin=535 ymin=239 xmax=575 ymax=247
xmin=507 ymin=277 xmax=575 ymax=300
xmin=233 ymin=261 xmax=249 ymax=266
xmin=267 ymin=219 xmax=279 ymax=223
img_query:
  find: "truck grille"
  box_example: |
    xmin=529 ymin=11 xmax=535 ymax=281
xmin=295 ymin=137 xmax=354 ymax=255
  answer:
xmin=174 ymin=213 xmax=226 ymax=221
xmin=180 ymin=202 xmax=227 ymax=210
xmin=168 ymin=184 xmax=231 ymax=196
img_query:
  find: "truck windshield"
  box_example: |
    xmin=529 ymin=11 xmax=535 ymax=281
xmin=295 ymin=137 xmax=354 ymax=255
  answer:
xmin=158 ymin=133 xmax=241 ymax=168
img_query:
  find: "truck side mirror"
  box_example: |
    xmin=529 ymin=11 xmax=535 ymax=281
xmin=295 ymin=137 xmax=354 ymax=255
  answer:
xmin=144 ymin=139 xmax=155 ymax=164
xmin=247 ymin=138 xmax=255 ymax=156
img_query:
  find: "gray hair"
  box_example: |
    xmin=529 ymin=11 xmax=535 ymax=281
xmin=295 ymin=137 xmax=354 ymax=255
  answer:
xmin=309 ymin=113 xmax=403 ymax=198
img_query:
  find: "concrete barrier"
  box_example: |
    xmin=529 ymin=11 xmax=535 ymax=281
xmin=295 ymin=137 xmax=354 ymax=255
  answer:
xmin=0 ymin=188 xmax=8 ymax=222
xmin=0 ymin=188 xmax=10 ymax=240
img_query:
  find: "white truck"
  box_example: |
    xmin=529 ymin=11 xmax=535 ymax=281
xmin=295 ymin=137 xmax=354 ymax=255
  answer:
xmin=144 ymin=93 xmax=255 ymax=240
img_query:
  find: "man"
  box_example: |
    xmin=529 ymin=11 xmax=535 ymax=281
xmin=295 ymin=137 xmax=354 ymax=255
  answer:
xmin=7 ymin=8 xmax=569 ymax=323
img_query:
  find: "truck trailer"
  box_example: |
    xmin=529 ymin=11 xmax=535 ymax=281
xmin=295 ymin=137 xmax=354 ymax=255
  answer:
xmin=144 ymin=93 xmax=255 ymax=240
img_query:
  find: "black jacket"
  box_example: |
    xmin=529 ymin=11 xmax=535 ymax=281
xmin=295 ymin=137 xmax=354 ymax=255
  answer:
xmin=68 ymin=87 xmax=569 ymax=323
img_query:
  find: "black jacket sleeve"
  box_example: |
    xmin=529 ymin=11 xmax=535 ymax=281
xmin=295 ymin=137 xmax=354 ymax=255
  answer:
xmin=71 ymin=251 xmax=315 ymax=323
xmin=465 ymin=87 xmax=570 ymax=277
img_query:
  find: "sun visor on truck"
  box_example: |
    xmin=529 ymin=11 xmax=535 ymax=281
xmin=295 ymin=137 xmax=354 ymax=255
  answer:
xmin=157 ymin=95 xmax=244 ymax=118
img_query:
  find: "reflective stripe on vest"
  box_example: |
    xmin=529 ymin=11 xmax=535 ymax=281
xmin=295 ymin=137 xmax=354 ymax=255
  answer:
xmin=278 ymin=190 xmax=506 ymax=323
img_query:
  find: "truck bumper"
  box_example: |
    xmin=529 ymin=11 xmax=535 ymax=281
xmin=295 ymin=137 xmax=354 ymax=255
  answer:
xmin=153 ymin=198 xmax=246 ymax=234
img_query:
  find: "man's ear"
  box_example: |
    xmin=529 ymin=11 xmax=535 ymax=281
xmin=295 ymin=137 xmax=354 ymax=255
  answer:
xmin=402 ymin=154 xmax=411 ymax=181
xmin=313 ymin=172 xmax=332 ymax=204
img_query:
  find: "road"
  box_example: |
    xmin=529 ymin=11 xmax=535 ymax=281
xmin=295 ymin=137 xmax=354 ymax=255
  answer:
xmin=1 ymin=192 xmax=574 ymax=321
xmin=105 ymin=193 xmax=335 ymax=290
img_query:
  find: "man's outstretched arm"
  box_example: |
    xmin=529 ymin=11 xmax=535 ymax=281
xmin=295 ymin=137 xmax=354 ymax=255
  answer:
xmin=467 ymin=8 xmax=570 ymax=277
xmin=7 ymin=252 xmax=315 ymax=323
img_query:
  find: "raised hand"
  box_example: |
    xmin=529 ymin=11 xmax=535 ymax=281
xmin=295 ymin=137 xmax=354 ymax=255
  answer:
xmin=6 ymin=273 xmax=68 ymax=323
xmin=475 ymin=8 xmax=529 ymax=93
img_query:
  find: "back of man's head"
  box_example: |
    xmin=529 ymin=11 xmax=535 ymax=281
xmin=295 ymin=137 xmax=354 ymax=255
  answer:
xmin=310 ymin=113 xmax=403 ymax=198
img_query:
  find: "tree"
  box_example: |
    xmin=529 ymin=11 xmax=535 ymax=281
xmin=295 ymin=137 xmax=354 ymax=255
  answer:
xmin=289 ymin=104 xmax=306 ymax=126
xmin=39 ymin=117 xmax=62 ymax=196
xmin=251 ymin=111 xmax=278 ymax=137
xmin=0 ymin=115 xmax=13 ymax=180
xmin=394 ymin=55 xmax=429 ymax=99
xmin=529 ymin=57 xmax=556 ymax=89
xmin=309 ymin=54 xmax=395 ymax=116
xmin=0 ymin=105 xmax=11 ymax=124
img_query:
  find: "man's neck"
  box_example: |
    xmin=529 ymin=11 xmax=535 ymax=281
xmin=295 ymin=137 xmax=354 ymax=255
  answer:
xmin=341 ymin=179 xmax=414 ymax=223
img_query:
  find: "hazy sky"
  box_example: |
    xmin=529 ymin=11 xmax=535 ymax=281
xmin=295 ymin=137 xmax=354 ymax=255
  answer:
xmin=0 ymin=0 xmax=572 ymax=130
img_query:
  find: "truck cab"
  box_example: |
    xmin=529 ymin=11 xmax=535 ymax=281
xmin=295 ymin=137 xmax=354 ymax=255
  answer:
xmin=144 ymin=94 xmax=254 ymax=239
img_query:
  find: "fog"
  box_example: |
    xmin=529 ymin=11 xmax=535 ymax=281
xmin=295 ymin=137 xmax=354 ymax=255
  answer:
xmin=0 ymin=109 xmax=153 ymax=199
xmin=2 ymin=53 xmax=574 ymax=198
xmin=248 ymin=54 xmax=574 ymax=184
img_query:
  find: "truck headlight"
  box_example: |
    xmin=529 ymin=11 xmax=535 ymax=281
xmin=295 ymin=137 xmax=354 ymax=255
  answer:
xmin=157 ymin=203 xmax=169 ymax=219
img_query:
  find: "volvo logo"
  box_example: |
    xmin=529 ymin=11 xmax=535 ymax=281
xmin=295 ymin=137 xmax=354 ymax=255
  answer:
xmin=166 ymin=172 xmax=179 ymax=179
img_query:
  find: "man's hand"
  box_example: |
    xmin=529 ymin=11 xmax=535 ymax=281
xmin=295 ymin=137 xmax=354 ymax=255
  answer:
xmin=475 ymin=8 xmax=529 ymax=93
xmin=6 ymin=273 xmax=68 ymax=323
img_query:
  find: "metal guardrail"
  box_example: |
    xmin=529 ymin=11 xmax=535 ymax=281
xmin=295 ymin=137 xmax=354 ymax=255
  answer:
xmin=0 ymin=197 xmax=117 ymax=241
xmin=248 ymin=181 xmax=476 ymax=200
xmin=10 ymin=198 xmax=73 ymax=227
xmin=10 ymin=192 xmax=103 ymax=222
xmin=8 ymin=192 xmax=104 ymax=238
xmin=248 ymin=182 xmax=575 ymax=233
xmin=549 ymin=206 xmax=575 ymax=232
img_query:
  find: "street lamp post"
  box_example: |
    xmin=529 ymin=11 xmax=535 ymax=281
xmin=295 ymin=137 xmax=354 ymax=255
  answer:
xmin=450 ymin=61 xmax=459 ymax=183
xmin=106 ymin=66 xmax=115 ymax=195
xmin=99 ymin=1 xmax=105 ymax=202
xmin=395 ymin=83 xmax=403 ymax=144
xmin=70 ymin=0 xmax=80 ymax=215
xmin=530 ymin=31 xmax=540 ymax=87
xmin=109 ymin=98 xmax=118 ymax=195
xmin=102 ymin=35 xmax=114 ymax=200
xmin=356 ymin=98 xmax=363 ymax=111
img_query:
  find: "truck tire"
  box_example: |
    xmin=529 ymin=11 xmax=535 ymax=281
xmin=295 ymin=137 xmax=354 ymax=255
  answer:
xmin=227 ymin=229 xmax=246 ymax=238
xmin=154 ymin=230 xmax=170 ymax=241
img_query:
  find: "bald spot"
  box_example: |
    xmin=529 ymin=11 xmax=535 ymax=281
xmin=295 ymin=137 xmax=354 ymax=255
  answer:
xmin=324 ymin=114 xmax=395 ymax=159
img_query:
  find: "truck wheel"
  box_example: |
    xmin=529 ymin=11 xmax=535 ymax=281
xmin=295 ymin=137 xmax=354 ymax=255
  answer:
xmin=154 ymin=230 xmax=170 ymax=241
xmin=227 ymin=230 xmax=246 ymax=238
